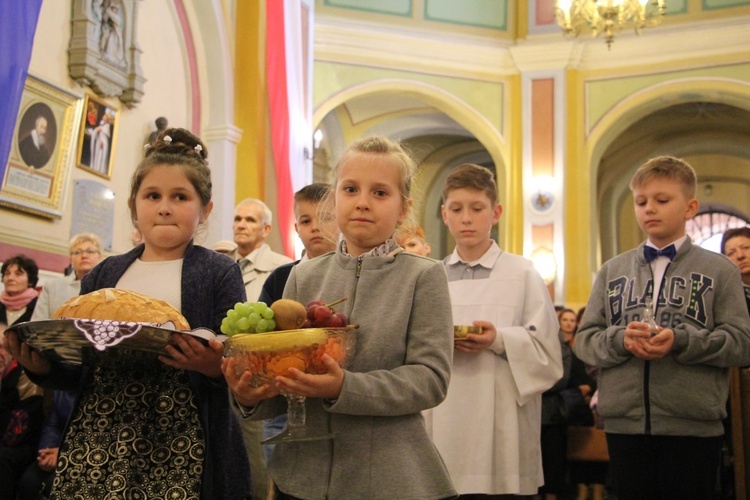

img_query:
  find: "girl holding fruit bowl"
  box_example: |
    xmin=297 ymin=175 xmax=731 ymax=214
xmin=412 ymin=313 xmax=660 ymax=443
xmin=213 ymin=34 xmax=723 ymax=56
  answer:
xmin=222 ymin=136 xmax=457 ymax=499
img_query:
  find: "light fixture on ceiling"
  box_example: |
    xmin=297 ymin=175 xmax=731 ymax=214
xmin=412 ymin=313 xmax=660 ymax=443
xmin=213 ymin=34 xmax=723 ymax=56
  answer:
xmin=555 ymin=0 xmax=666 ymax=49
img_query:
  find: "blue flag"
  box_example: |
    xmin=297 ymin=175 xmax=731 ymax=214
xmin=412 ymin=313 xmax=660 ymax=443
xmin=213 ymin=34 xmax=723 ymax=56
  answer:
xmin=0 ymin=0 xmax=44 ymax=181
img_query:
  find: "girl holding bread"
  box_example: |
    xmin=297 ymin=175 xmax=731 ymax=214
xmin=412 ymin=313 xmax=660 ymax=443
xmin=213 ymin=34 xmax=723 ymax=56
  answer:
xmin=7 ymin=129 xmax=251 ymax=499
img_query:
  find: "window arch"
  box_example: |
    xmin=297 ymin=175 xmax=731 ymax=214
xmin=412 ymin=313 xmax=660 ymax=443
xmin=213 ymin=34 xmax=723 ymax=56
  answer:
xmin=687 ymin=203 xmax=749 ymax=253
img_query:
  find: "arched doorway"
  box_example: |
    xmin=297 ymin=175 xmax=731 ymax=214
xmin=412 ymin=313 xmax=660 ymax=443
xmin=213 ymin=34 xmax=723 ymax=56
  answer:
xmin=312 ymin=82 xmax=504 ymax=260
xmin=584 ymin=78 xmax=750 ymax=267
xmin=596 ymin=101 xmax=750 ymax=262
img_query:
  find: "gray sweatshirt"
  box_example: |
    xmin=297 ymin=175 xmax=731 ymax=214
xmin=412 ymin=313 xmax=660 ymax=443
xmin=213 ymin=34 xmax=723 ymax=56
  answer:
xmin=574 ymin=239 xmax=750 ymax=437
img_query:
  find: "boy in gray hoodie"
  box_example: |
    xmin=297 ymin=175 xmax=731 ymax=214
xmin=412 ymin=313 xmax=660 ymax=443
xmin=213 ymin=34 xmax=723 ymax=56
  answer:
xmin=574 ymin=156 xmax=750 ymax=500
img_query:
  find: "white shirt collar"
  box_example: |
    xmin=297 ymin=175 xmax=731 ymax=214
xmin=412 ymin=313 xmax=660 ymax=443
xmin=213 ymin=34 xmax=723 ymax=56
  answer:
xmin=446 ymin=240 xmax=502 ymax=269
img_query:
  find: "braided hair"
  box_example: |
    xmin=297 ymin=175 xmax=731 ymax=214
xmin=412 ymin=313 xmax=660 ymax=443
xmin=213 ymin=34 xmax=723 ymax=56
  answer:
xmin=128 ymin=128 xmax=212 ymax=225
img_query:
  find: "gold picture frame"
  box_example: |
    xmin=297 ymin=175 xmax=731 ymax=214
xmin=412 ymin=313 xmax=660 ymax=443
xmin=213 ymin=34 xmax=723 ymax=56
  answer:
xmin=76 ymin=94 xmax=119 ymax=180
xmin=1 ymin=74 xmax=82 ymax=219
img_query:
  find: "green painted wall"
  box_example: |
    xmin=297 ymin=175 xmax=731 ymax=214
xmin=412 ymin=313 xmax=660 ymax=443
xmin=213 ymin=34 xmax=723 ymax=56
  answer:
xmin=664 ymin=0 xmax=688 ymax=15
xmin=703 ymin=0 xmax=750 ymax=10
xmin=323 ymin=0 xmax=412 ymax=16
xmin=586 ymin=63 xmax=750 ymax=132
xmin=424 ymin=0 xmax=507 ymax=30
xmin=314 ymin=61 xmax=504 ymax=136
xmin=322 ymin=0 xmax=509 ymax=31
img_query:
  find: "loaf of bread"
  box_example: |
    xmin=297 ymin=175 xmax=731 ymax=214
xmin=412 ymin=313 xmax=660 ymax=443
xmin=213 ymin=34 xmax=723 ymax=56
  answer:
xmin=52 ymin=288 xmax=190 ymax=330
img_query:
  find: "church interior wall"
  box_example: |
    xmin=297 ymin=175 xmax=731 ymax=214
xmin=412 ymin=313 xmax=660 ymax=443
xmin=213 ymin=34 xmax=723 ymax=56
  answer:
xmin=2 ymin=0 xmax=750 ymax=307
xmin=1 ymin=0 xmax=192 ymax=283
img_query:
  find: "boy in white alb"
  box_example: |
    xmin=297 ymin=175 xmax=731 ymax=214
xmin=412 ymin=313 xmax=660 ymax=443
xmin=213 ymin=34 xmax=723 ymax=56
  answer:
xmin=424 ymin=164 xmax=563 ymax=495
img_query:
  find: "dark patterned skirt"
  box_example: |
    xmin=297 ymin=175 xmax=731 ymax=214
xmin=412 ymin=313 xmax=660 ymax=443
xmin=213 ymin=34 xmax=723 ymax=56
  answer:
xmin=51 ymin=351 xmax=205 ymax=499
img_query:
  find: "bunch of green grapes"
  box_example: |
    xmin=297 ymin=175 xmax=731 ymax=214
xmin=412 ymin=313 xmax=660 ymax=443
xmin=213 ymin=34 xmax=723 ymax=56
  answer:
xmin=221 ymin=301 xmax=276 ymax=336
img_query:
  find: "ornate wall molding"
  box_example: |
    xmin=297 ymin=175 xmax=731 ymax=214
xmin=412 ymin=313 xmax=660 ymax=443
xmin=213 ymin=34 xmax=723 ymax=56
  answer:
xmin=68 ymin=0 xmax=145 ymax=108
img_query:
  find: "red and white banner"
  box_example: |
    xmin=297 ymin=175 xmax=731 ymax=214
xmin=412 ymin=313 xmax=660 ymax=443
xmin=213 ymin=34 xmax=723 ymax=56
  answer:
xmin=266 ymin=0 xmax=314 ymax=258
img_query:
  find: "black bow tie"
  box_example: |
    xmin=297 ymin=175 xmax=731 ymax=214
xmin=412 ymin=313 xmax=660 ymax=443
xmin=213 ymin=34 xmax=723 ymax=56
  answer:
xmin=644 ymin=244 xmax=676 ymax=262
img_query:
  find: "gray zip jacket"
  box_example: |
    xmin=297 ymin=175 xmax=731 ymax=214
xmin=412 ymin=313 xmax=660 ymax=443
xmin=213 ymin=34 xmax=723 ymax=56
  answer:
xmin=574 ymin=239 xmax=750 ymax=437
xmin=251 ymin=244 xmax=457 ymax=499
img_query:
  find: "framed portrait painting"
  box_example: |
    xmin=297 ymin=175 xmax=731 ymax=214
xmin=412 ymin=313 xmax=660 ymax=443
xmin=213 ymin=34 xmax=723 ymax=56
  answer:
xmin=0 ymin=74 xmax=81 ymax=219
xmin=76 ymin=94 xmax=119 ymax=179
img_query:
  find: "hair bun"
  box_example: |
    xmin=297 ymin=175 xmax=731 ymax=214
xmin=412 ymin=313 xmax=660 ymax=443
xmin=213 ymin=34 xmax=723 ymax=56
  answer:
xmin=147 ymin=128 xmax=208 ymax=161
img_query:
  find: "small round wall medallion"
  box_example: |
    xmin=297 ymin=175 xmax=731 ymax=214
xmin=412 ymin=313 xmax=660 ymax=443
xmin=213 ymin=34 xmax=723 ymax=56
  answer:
xmin=531 ymin=190 xmax=555 ymax=213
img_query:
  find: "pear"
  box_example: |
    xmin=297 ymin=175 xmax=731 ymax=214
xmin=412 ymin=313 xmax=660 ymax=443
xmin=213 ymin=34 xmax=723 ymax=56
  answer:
xmin=270 ymin=299 xmax=308 ymax=330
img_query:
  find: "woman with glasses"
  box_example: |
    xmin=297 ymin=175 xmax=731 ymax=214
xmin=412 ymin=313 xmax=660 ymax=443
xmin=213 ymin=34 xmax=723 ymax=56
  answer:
xmin=722 ymin=227 xmax=750 ymax=313
xmin=30 ymin=233 xmax=103 ymax=321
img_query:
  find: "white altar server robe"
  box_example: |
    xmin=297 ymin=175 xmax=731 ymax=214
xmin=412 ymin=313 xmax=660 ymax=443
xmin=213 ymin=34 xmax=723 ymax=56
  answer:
xmin=424 ymin=245 xmax=563 ymax=495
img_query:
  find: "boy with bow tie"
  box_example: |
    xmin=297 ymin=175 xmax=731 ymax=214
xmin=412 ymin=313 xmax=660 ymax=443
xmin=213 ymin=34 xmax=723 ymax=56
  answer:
xmin=574 ymin=156 xmax=750 ymax=500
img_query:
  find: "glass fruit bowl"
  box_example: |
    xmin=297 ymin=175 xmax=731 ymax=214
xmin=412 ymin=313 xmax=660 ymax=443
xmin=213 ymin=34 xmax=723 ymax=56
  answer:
xmin=225 ymin=327 xmax=356 ymax=383
xmin=225 ymin=327 xmax=357 ymax=443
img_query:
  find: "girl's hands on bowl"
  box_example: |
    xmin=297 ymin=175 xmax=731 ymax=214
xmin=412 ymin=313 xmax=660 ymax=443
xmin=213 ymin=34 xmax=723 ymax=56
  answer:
xmin=273 ymin=354 xmax=344 ymax=399
xmin=160 ymin=333 xmax=224 ymax=378
xmin=221 ymin=356 xmax=279 ymax=407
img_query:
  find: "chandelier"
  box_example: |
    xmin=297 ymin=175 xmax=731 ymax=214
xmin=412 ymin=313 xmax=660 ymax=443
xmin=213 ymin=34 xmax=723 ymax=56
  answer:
xmin=555 ymin=0 xmax=666 ymax=49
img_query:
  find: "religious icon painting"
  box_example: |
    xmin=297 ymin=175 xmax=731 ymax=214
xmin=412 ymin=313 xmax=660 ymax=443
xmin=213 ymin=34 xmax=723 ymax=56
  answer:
xmin=76 ymin=94 xmax=119 ymax=180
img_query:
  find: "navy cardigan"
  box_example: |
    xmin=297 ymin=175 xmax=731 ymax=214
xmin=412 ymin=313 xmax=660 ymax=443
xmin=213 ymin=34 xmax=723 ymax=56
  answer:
xmin=31 ymin=242 xmax=251 ymax=499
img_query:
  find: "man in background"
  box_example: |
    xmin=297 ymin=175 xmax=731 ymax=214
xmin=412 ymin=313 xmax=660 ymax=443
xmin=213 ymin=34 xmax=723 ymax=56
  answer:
xmin=229 ymin=198 xmax=292 ymax=302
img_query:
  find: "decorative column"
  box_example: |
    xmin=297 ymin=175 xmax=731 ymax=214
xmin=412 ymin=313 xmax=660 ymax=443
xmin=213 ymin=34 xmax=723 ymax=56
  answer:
xmin=521 ymin=71 xmax=567 ymax=303
xmin=202 ymin=124 xmax=243 ymax=245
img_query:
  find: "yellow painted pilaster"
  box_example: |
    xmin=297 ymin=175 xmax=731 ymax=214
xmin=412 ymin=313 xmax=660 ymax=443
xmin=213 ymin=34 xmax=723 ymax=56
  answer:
xmin=516 ymin=0 xmax=528 ymax=40
xmin=506 ymin=73 xmax=524 ymax=256
xmin=564 ymin=68 xmax=594 ymax=305
xmin=234 ymin=0 xmax=266 ymax=201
